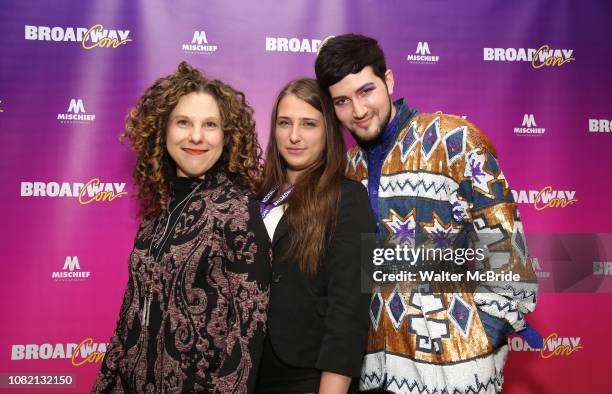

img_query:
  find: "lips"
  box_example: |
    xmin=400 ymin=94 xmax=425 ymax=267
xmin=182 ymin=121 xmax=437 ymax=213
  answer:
xmin=286 ymin=147 xmax=305 ymax=154
xmin=354 ymin=115 xmax=373 ymax=129
xmin=182 ymin=148 xmax=208 ymax=155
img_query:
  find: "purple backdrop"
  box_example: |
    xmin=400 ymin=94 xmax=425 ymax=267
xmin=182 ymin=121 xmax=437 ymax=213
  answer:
xmin=1 ymin=1 xmax=611 ymax=392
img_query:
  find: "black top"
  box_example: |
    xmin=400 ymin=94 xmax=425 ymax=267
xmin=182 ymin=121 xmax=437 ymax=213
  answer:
xmin=256 ymin=179 xmax=376 ymax=392
xmin=93 ymin=165 xmax=271 ymax=393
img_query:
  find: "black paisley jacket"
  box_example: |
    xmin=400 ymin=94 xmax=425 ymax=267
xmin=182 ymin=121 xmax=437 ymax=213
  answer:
xmin=93 ymin=165 xmax=271 ymax=393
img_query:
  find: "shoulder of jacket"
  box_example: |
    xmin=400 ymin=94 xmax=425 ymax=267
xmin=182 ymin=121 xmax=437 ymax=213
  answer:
xmin=219 ymin=180 xmax=254 ymax=207
xmin=339 ymin=179 xmax=370 ymax=210
xmin=341 ymin=178 xmax=367 ymax=193
xmin=408 ymin=112 xmax=497 ymax=157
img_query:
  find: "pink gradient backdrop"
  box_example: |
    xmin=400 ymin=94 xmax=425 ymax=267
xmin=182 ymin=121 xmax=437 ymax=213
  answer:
xmin=1 ymin=0 xmax=611 ymax=392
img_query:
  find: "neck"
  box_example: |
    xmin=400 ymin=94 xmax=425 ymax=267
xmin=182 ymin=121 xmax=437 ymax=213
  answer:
xmin=286 ymin=169 xmax=301 ymax=186
xmin=175 ymin=170 xmax=205 ymax=179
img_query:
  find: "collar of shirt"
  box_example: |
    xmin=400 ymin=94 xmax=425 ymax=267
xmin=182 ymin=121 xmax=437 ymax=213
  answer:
xmin=361 ymin=98 xmax=418 ymax=227
xmin=169 ymin=160 xmax=228 ymax=205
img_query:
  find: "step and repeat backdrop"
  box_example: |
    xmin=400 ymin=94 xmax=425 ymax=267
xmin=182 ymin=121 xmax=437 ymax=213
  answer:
xmin=1 ymin=0 xmax=611 ymax=392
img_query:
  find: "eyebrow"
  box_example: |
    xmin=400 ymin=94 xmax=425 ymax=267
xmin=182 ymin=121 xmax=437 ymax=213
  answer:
xmin=170 ymin=114 xmax=220 ymax=121
xmin=277 ymin=116 xmax=320 ymax=122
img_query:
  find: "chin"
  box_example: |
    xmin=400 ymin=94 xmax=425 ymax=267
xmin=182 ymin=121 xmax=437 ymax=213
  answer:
xmin=355 ymin=129 xmax=382 ymax=143
xmin=178 ymin=166 xmax=207 ymax=178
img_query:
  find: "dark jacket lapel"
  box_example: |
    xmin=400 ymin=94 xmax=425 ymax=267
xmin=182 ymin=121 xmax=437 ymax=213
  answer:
xmin=271 ymin=214 xmax=289 ymax=248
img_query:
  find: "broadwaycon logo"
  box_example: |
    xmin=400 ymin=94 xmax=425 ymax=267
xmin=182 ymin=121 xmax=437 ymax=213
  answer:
xmin=514 ymin=114 xmax=545 ymax=136
xmin=182 ymin=31 xmax=218 ymax=54
xmin=593 ymin=261 xmax=612 ymax=276
xmin=57 ymin=98 xmax=95 ymax=123
xmin=589 ymin=119 xmax=611 ymax=133
xmin=265 ymin=37 xmax=321 ymax=53
xmin=484 ymin=45 xmax=575 ymax=69
xmin=508 ymin=333 xmax=583 ymax=358
xmin=25 ymin=24 xmax=132 ymax=49
xmin=406 ymin=41 xmax=440 ymax=64
xmin=11 ymin=338 xmax=107 ymax=366
xmin=51 ymin=256 xmax=91 ymax=281
xmin=512 ymin=187 xmax=577 ymax=211
xmin=20 ymin=178 xmax=128 ymax=204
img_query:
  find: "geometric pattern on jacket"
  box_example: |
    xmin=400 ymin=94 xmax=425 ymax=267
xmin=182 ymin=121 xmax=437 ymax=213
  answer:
xmin=346 ymin=106 xmax=538 ymax=394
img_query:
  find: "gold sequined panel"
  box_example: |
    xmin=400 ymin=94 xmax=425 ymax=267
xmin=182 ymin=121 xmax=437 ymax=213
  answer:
xmin=382 ymin=113 xmax=497 ymax=183
xmin=346 ymin=145 xmax=368 ymax=182
xmin=367 ymin=282 xmax=493 ymax=364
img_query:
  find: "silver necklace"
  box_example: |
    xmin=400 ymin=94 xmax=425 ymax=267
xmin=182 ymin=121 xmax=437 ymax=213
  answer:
xmin=141 ymin=181 xmax=202 ymax=327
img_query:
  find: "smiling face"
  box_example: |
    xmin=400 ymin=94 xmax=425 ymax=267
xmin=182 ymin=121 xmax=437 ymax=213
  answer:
xmin=166 ymin=92 xmax=224 ymax=178
xmin=275 ymin=94 xmax=326 ymax=184
xmin=328 ymin=65 xmax=396 ymax=143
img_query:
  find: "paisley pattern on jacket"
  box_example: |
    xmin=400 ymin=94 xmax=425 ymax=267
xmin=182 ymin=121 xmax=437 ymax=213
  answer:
xmin=93 ymin=168 xmax=271 ymax=393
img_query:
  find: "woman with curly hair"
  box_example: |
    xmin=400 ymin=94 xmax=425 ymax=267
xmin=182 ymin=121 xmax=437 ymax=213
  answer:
xmin=255 ymin=79 xmax=375 ymax=393
xmin=93 ymin=61 xmax=271 ymax=393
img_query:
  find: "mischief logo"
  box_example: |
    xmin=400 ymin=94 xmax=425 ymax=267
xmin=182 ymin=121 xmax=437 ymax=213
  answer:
xmin=407 ymin=41 xmax=439 ymax=64
xmin=57 ymin=98 xmax=95 ymax=123
xmin=182 ymin=31 xmax=218 ymax=54
xmin=51 ymin=256 xmax=91 ymax=281
xmin=416 ymin=41 xmax=430 ymax=55
xmin=522 ymin=114 xmax=536 ymax=128
xmin=514 ymin=114 xmax=545 ymax=136
xmin=68 ymin=99 xmax=85 ymax=114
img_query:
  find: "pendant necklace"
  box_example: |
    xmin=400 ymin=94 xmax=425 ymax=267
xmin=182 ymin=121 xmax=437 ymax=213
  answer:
xmin=141 ymin=181 xmax=202 ymax=327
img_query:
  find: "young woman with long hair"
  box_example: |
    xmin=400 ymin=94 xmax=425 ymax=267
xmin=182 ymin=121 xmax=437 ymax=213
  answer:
xmin=256 ymin=79 xmax=375 ymax=394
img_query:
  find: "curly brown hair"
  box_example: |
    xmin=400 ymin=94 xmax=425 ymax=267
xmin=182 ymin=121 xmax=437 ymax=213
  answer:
xmin=122 ymin=61 xmax=263 ymax=216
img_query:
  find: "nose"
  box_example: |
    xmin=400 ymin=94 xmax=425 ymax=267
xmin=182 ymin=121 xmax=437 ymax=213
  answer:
xmin=352 ymin=98 xmax=367 ymax=119
xmin=289 ymin=124 xmax=301 ymax=144
xmin=188 ymin=125 xmax=203 ymax=144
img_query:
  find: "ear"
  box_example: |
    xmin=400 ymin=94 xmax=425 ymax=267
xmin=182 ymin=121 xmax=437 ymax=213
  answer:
xmin=384 ymin=69 xmax=395 ymax=96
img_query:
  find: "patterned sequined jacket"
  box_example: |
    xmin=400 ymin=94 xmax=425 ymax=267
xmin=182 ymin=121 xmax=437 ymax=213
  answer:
xmin=346 ymin=99 xmax=538 ymax=394
xmin=93 ymin=165 xmax=271 ymax=393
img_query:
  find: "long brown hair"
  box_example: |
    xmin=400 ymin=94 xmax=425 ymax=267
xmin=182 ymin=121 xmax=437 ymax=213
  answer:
xmin=122 ymin=61 xmax=262 ymax=216
xmin=260 ymin=79 xmax=346 ymax=276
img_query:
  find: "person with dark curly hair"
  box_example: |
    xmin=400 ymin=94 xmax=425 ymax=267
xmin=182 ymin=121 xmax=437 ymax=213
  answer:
xmin=93 ymin=61 xmax=271 ymax=393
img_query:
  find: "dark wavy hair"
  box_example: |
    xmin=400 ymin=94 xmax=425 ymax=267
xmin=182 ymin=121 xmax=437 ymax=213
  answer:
xmin=259 ymin=79 xmax=346 ymax=276
xmin=315 ymin=33 xmax=387 ymax=93
xmin=122 ymin=61 xmax=262 ymax=216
